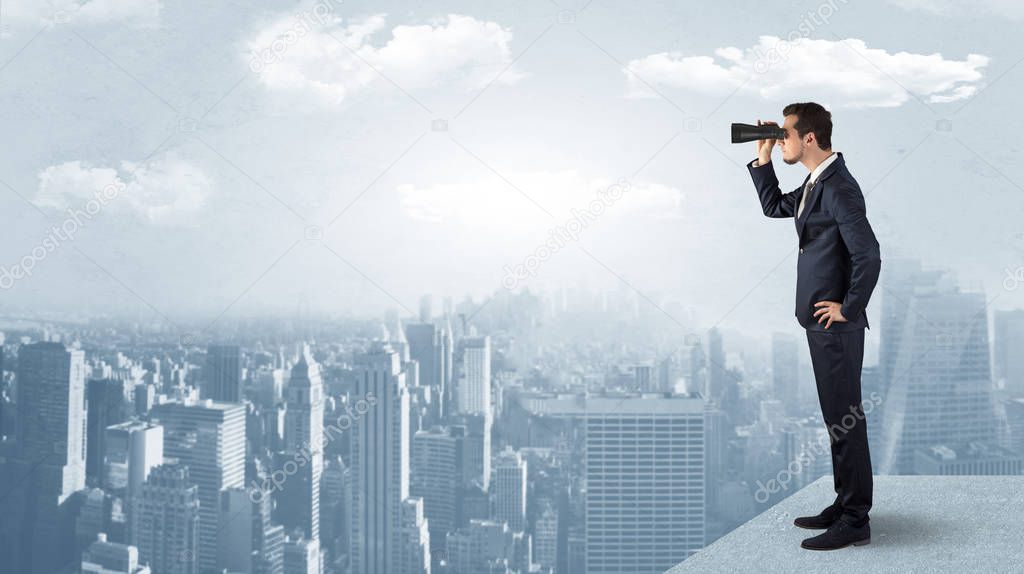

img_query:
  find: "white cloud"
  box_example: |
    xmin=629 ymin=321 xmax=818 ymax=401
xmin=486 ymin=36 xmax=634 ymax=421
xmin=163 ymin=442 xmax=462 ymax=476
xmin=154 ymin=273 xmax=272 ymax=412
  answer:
xmin=625 ymin=36 xmax=989 ymax=108
xmin=247 ymin=12 xmax=523 ymax=104
xmin=35 ymin=154 xmax=209 ymax=225
xmin=397 ymin=171 xmax=683 ymax=226
xmin=888 ymin=0 xmax=1024 ymax=20
xmin=3 ymin=0 xmax=160 ymax=26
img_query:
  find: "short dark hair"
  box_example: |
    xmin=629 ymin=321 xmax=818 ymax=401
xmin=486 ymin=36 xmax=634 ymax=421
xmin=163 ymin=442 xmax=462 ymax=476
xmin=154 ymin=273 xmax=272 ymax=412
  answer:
xmin=783 ymin=102 xmax=832 ymax=150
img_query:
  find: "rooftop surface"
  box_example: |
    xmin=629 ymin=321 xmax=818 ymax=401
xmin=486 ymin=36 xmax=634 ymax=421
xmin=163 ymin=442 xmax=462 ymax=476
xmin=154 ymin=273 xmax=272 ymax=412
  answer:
xmin=667 ymin=475 xmax=1024 ymax=574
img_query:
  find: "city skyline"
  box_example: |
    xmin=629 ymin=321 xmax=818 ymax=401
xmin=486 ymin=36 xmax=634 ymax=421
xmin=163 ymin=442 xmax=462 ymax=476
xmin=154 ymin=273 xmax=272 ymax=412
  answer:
xmin=2 ymin=0 xmax=1023 ymax=572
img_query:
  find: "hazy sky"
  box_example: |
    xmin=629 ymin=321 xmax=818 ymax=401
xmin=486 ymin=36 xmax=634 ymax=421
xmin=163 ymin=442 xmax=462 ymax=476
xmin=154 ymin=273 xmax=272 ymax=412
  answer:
xmin=1 ymin=0 xmax=1022 ymax=336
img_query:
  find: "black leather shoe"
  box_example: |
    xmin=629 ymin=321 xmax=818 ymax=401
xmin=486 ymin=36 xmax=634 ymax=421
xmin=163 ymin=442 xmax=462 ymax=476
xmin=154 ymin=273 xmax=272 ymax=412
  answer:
xmin=793 ymin=504 xmax=842 ymax=529
xmin=800 ymin=519 xmax=870 ymax=551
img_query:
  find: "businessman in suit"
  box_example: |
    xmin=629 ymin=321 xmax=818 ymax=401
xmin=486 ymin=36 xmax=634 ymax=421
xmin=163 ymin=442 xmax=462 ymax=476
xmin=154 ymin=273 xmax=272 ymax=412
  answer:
xmin=747 ymin=102 xmax=880 ymax=551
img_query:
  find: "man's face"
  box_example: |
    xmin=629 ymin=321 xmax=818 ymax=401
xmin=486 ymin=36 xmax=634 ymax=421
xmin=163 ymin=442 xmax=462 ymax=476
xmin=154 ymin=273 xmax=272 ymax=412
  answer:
xmin=779 ymin=114 xmax=804 ymax=165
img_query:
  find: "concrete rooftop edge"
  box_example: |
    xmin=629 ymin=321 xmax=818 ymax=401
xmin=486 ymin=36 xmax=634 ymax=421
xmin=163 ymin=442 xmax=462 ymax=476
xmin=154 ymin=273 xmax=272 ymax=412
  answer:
xmin=667 ymin=475 xmax=1024 ymax=574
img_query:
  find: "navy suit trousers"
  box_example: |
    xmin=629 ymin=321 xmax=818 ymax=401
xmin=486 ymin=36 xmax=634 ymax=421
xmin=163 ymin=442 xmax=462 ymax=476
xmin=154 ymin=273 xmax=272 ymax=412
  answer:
xmin=806 ymin=327 xmax=873 ymax=527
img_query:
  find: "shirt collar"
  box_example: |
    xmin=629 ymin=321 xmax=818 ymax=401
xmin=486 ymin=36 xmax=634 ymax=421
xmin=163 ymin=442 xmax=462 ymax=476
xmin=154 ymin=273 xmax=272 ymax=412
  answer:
xmin=808 ymin=151 xmax=839 ymax=184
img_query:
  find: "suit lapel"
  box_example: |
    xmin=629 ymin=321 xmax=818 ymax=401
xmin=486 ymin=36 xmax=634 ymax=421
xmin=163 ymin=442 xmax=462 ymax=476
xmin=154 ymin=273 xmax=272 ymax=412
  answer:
xmin=796 ymin=152 xmax=844 ymax=240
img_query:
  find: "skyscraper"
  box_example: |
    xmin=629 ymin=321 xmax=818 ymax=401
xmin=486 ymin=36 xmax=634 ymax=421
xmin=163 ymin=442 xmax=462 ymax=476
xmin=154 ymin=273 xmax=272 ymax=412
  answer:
xmin=103 ymin=420 xmax=164 ymax=500
xmin=879 ymin=274 xmax=1000 ymax=474
xmin=251 ymin=465 xmax=286 ymax=574
xmin=407 ymin=322 xmax=453 ymax=419
xmin=453 ymin=412 xmax=492 ymax=491
xmin=491 ymin=446 xmax=527 ymax=532
xmin=398 ymin=497 xmax=431 ymax=574
xmin=584 ymin=393 xmax=705 ymax=574
xmin=0 ymin=342 xmax=87 ymax=573
xmin=350 ymin=342 xmax=411 ymax=574
xmin=994 ymin=309 xmax=1024 ymax=398
xmin=151 ymin=399 xmax=246 ymax=572
xmin=86 ymin=378 xmax=129 ymax=484
xmin=131 ymin=463 xmax=200 ymax=574
xmin=283 ymin=534 xmax=321 ymax=574
xmin=458 ymin=335 xmax=491 ymax=416
xmin=277 ymin=344 xmax=324 ymax=541
xmin=204 ymin=344 xmax=243 ymax=403
xmin=442 ymin=317 xmax=454 ymax=415
xmin=411 ymin=425 xmax=465 ymax=565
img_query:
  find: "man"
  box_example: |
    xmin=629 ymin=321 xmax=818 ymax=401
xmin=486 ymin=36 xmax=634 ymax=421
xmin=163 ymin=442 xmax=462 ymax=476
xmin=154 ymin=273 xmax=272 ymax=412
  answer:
xmin=747 ymin=102 xmax=880 ymax=551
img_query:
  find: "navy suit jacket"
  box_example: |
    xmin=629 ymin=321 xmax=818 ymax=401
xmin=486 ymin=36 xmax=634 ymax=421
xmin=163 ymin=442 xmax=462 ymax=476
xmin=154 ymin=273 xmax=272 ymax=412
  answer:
xmin=748 ymin=152 xmax=881 ymax=332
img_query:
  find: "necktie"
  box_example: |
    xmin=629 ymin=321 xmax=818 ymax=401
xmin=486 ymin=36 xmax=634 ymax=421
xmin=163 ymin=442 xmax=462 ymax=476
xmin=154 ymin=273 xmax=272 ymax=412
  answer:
xmin=797 ymin=178 xmax=814 ymax=218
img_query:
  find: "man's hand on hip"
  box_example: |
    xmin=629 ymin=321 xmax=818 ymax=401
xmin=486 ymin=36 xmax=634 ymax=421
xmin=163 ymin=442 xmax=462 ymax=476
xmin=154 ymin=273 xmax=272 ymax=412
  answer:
xmin=813 ymin=301 xmax=848 ymax=329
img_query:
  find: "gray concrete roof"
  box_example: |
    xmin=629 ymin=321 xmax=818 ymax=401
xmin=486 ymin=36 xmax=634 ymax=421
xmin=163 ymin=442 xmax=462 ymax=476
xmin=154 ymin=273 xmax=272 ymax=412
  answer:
xmin=667 ymin=475 xmax=1024 ymax=574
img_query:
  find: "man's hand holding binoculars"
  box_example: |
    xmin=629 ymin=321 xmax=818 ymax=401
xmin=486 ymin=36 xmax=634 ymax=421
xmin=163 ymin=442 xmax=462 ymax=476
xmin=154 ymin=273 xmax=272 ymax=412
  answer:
xmin=755 ymin=119 xmax=779 ymax=166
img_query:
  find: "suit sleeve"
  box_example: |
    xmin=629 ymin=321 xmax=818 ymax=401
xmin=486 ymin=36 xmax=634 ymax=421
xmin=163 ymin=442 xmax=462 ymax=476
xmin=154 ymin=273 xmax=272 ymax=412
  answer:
xmin=747 ymin=159 xmax=800 ymax=218
xmin=828 ymin=180 xmax=881 ymax=321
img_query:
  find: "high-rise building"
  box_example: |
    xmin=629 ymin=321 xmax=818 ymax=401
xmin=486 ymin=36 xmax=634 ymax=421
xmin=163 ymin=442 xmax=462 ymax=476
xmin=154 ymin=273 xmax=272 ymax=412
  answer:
xmin=76 ymin=488 xmax=115 ymax=552
xmin=584 ymin=393 xmax=705 ymax=574
xmin=0 ymin=342 xmax=87 ymax=573
xmin=283 ymin=534 xmax=321 ymax=574
xmin=459 ymin=336 xmax=491 ymax=416
xmin=1004 ymin=397 xmax=1024 ymax=456
xmin=491 ymin=446 xmax=527 ymax=532
xmin=217 ymin=487 xmax=257 ymax=572
xmin=277 ymin=345 xmax=324 ymax=541
xmin=151 ymin=399 xmax=246 ymax=572
xmin=350 ymin=342 xmax=411 ymax=574
xmin=453 ymin=413 xmax=492 ymax=491
xmin=131 ymin=464 xmax=200 ymax=574
xmin=15 ymin=342 xmax=87 ymax=495
xmin=994 ymin=309 xmax=1024 ymax=397
xmin=253 ymin=367 xmax=286 ymax=409
xmin=633 ymin=364 xmax=654 ymax=392
xmin=878 ymin=279 xmax=1000 ymax=474
xmin=702 ymin=405 xmax=727 ymax=515
xmin=441 ymin=318 xmax=454 ymax=415
xmin=704 ymin=329 xmax=740 ymax=425
xmin=320 ymin=456 xmax=348 ymax=566
xmin=411 ymin=425 xmax=465 ymax=565
xmin=407 ymin=323 xmax=448 ymax=418
xmin=253 ymin=465 xmax=287 ymax=574
xmin=204 ymin=344 xmax=243 ymax=403
xmin=398 ymin=497 xmax=431 ymax=574
xmin=878 ymin=258 xmax=949 ymax=393
xmin=103 ymin=421 xmax=164 ymax=501
xmin=133 ymin=383 xmax=155 ymax=417
xmin=534 ymin=501 xmax=558 ymax=572
xmin=419 ymin=294 xmax=433 ymax=323
xmin=86 ymin=378 xmax=129 ymax=484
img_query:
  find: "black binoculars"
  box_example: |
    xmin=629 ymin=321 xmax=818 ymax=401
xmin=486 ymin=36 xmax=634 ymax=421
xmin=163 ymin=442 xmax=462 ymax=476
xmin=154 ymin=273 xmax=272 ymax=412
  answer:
xmin=731 ymin=123 xmax=786 ymax=144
